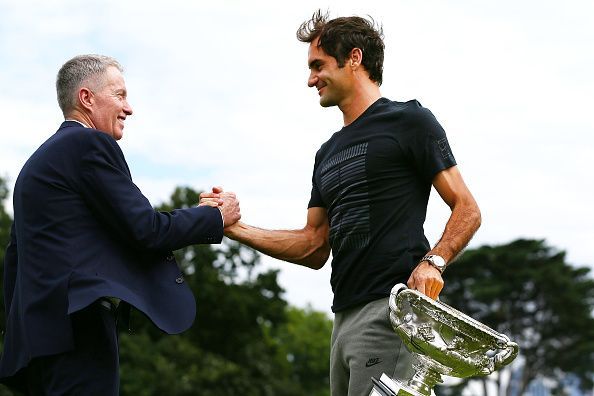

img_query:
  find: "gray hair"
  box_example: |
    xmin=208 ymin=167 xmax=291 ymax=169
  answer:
xmin=56 ymin=54 xmax=123 ymax=116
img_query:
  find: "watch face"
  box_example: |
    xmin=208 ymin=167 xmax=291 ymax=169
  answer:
xmin=432 ymin=255 xmax=446 ymax=269
xmin=424 ymin=255 xmax=446 ymax=271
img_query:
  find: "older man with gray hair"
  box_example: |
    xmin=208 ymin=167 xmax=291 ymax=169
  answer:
xmin=0 ymin=54 xmax=240 ymax=395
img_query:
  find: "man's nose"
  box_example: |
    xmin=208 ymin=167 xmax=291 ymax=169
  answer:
xmin=308 ymin=72 xmax=318 ymax=88
xmin=124 ymin=100 xmax=133 ymax=115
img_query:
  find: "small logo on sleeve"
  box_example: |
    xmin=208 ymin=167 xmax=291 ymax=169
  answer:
xmin=437 ymin=138 xmax=454 ymax=161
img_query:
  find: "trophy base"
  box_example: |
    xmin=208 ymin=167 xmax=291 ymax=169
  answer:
xmin=370 ymin=374 xmax=426 ymax=396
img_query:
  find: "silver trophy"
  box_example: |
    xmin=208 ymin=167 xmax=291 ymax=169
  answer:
xmin=370 ymin=284 xmax=519 ymax=396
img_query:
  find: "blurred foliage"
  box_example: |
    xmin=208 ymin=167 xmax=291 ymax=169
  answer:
xmin=275 ymin=306 xmax=332 ymax=396
xmin=0 ymin=177 xmax=13 ymax=396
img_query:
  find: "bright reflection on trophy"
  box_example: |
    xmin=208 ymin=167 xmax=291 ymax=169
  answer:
xmin=370 ymin=284 xmax=519 ymax=396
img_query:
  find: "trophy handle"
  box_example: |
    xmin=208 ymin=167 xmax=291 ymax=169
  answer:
xmin=388 ymin=283 xmax=408 ymax=325
xmin=389 ymin=284 xmax=415 ymax=341
xmin=492 ymin=341 xmax=519 ymax=372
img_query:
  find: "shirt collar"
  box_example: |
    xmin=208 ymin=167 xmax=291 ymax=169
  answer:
xmin=64 ymin=119 xmax=90 ymax=128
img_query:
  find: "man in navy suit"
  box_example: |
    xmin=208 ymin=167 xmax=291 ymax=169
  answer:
xmin=0 ymin=54 xmax=241 ymax=395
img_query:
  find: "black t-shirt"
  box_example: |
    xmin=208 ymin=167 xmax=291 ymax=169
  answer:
xmin=308 ymin=97 xmax=457 ymax=312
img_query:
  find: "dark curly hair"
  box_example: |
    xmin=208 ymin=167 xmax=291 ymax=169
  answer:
xmin=296 ymin=9 xmax=385 ymax=85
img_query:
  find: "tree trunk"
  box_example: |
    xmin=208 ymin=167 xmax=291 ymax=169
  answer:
xmin=504 ymin=367 xmax=513 ymax=396
xmin=496 ymin=371 xmax=502 ymax=396
xmin=482 ymin=378 xmax=488 ymax=396
xmin=517 ymin=366 xmax=534 ymax=396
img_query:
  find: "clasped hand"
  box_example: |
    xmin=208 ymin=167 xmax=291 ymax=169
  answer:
xmin=199 ymin=186 xmax=241 ymax=227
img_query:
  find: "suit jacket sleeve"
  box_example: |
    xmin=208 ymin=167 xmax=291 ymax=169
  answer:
xmin=77 ymin=131 xmax=223 ymax=251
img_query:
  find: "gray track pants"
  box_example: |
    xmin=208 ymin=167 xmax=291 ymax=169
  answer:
xmin=330 ymin=297 xmax=415 ymax=396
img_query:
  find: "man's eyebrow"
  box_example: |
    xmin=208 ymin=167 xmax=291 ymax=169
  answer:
xmin=309 ymin=59 xmax=322 ymax=69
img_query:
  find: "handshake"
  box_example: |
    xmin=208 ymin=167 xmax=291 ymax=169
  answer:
xmin=199 ymin=186 xmax=241 ymax=229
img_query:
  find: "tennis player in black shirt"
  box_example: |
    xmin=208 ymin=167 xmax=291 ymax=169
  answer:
xmin=200 ymin=10 xmax=481 ymax=396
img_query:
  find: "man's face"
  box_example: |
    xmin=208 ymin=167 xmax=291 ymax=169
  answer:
xmin=89 ymin=66 xmax=133 ymax=140
xmin=307 ymin=38 xmax=352 ymax=108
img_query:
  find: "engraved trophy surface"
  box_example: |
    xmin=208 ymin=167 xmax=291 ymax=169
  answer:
xmin=370 ymin=284 xmax=519 ymax=396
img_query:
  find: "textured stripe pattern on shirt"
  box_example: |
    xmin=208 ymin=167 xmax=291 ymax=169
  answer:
xmin=320 ymin=142 xmax=370 ymax=251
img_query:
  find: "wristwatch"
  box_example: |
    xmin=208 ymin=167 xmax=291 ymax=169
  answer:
xmin=420 ymin=254 xmax=447 ymax=273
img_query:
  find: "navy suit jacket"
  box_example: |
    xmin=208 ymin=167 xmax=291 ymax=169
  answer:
xmin=0 ymin=121 xmax=223 ymax=380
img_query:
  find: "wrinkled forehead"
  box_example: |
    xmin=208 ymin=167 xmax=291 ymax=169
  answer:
xmin=96 ymin=66 xmax=126 ymax=90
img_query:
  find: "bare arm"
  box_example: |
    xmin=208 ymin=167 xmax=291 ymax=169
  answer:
xmin=428 ymin=165 xmax=481 ymax=262
xmin=200 ymin=186 xmax=331 ymax=270
xmin=224 ymin=207 xmax=331 ymax=269
xmin=408 ymin=165 xmax=481 ymax=298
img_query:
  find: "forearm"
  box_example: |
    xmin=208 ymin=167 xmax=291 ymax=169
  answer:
xmin=225 ymin=221 xmax=330 ymax=269
xmin=431 ymin=200 xmax=481 ymax=263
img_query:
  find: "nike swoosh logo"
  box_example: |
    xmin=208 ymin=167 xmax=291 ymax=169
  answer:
xmin=366 ymin=358 xmax=382 ymax=367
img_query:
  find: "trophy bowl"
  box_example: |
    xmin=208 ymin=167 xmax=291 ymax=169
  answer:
xmin=370 ymin=284 xmax=519 ymax=396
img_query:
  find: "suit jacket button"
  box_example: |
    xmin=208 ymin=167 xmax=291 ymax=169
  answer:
xmin=175 ymin=277 xmax=184 ymax=284
xmin=166 ymin=254 xmax=174 ymax=261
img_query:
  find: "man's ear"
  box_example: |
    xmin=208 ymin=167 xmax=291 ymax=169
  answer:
xmin=78 ymin=88 xmax=94 ymax=111
xmin=349 ymin=48 xmax=363 ymax=68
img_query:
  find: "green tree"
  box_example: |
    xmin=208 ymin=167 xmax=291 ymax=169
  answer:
xmin=119 ymin=186 xmax=331 ymax=395
xmin=0 ymin=176 xmax=14 ymax=396
xmin=435 ymin=239 xmax=594 ymax=396
xmin=274 ymin=305 xmax=332 ymax=396
xmin=0 ymin=176 xmax=13 ymax=332
xmin=0 ymin=177 xmax=10 ymax=265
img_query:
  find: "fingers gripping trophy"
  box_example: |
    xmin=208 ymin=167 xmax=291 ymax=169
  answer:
xmin=369 ymin=284 xmax=519 ymax=396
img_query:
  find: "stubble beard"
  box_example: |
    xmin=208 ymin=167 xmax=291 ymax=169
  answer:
xmin=319 ymin=92 xmax=339 ymax=108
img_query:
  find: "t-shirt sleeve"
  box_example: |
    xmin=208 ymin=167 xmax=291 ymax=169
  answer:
xmin=405 ymin=103 xmax=457 ymax=182
xmin=307 ymin=151 xmax=326 ymax=208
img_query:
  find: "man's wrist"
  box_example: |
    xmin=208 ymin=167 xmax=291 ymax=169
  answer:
xmin=420 ymin=254 xmax=447 ymax=273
